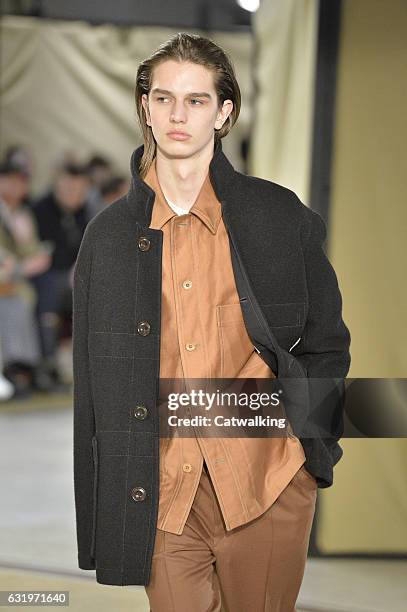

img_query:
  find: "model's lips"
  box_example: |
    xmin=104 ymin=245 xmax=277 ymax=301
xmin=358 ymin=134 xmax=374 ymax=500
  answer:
xmin=167 ymin=131 xmax=191 ymax=140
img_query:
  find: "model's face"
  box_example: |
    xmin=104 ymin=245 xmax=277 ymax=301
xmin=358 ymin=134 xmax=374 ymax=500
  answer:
xmin=141 ymin=60 xmax=233 ymax=158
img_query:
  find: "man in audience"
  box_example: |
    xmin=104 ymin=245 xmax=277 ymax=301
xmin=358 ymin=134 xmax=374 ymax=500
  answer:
xmin=32 ymin=162 xmax=89 ymax=386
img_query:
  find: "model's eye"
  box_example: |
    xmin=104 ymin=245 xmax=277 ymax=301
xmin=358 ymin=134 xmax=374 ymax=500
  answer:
xmin=155 ymin=97 xmax=203 ymax=105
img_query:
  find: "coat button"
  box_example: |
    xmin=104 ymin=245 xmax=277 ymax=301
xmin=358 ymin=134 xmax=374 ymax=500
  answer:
xmin=137 ymin=321 xmax=151 ymax=336
xmin=182 ymin=463 xmax=192 ymax=472
xmin=138 ymin=236 xmax=151 ymax=251
xmin=131 ymin=486 xmax=147 ymax=502
xmin=134 ymin=405 xmax=148 ymax=420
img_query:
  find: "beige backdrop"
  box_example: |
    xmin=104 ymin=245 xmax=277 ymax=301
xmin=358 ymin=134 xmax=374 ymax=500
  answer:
xmin=318 ymin=0 xmax=407 ymax=553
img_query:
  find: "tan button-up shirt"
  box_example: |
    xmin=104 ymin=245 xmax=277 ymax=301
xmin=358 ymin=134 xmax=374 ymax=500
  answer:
xmin=144 ymin=156 xmax=306 ymax=535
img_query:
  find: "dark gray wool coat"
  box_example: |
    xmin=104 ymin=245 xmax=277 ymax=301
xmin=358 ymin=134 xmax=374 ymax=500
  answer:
xmin=73 ymin=138 xmax=351 ymax=586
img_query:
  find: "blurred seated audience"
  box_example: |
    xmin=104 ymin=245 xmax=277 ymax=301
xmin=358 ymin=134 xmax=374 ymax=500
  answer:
xmin=0 ymin=147 xmax=130 ymax=398
xmin=31 ymin=161 xmax=90 ymax=387
xmin=0 ymin=161 xmax=52 ymax=397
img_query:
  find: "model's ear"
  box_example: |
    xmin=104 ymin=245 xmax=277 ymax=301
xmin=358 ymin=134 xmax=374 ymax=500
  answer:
xmin=215 ymin=99 xmax=233 ymax=130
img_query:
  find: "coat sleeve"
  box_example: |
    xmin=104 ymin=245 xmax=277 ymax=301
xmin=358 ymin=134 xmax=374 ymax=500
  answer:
xmin=292 ymin=207 xmax=351 ymax=378
xmin=291 ymin=208 xmax=351 ymax=455
xmin=72 ymin=223 xmax=96 ymax=570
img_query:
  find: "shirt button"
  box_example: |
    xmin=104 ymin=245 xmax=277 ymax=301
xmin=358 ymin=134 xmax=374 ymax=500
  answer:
xmin=182 ymin=280 xmax=193 ymax=289
xmin=185 ymin=343 xmax=196 ymax=351
xmin=182 ymin=463 xmax=192 ymax=472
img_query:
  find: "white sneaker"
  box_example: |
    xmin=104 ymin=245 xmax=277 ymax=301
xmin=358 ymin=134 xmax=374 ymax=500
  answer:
xmin=0 ymin=374 xmax=15 ymax=401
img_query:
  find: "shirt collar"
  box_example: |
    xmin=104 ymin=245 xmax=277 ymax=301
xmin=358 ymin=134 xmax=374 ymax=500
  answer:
xmin=143 ymin=156 xmax=222 ymax=235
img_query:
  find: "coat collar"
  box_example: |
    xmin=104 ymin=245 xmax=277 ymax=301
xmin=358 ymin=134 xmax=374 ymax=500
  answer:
xmin=125 ymin=138 xmax=237 ymax=229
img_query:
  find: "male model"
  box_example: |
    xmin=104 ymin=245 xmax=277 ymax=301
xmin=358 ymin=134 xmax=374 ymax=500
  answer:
xmin=73 ymin=33 xmax=351 ymax=611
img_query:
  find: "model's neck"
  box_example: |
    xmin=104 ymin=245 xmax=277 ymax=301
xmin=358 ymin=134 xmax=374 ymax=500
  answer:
xmin=154 ymin=140 xmax=214 ymax=211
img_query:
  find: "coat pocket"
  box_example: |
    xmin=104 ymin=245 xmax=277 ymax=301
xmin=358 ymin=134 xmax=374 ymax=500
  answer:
xmin=260 ymin=302 xmax=306 ymax=352
xmin=90 ymin=435 xmax=98 ymax=559
xmin=260 ymin=302 xmax=305 ymax=328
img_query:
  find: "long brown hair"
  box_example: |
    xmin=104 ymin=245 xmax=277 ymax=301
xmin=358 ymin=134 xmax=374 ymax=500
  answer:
xmin=135 ymin=32 xmax=241 ymax=179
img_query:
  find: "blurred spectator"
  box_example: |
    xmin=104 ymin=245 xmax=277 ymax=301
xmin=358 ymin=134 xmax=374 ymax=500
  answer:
xmin=0 ymin=162 xmax=52 ymax=397
xmin=0 ymin=342 xmax=14 ymax=401
xmin=3 ymin=145 xmax=38 ymax=209
xmin=100 ymin=175 xmax=130 ymax=206
xmin=86 ymin=154 xmax=112 ymax=186
xmin=31 ymin=162 xmax=89 ymax=385
xmin=4 ymin=145 xmax=34 ymax=180
xmin=85 ymin=154 xmax=113 ymax=219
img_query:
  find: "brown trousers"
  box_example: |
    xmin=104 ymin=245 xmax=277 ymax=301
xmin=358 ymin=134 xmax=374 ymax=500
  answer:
xmin=145 ymin=462 xmax=317 ymax=612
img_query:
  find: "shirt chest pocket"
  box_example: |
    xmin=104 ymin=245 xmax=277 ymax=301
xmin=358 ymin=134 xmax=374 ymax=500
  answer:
xmin=216 ymin=303 xmax=256 ymax=378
